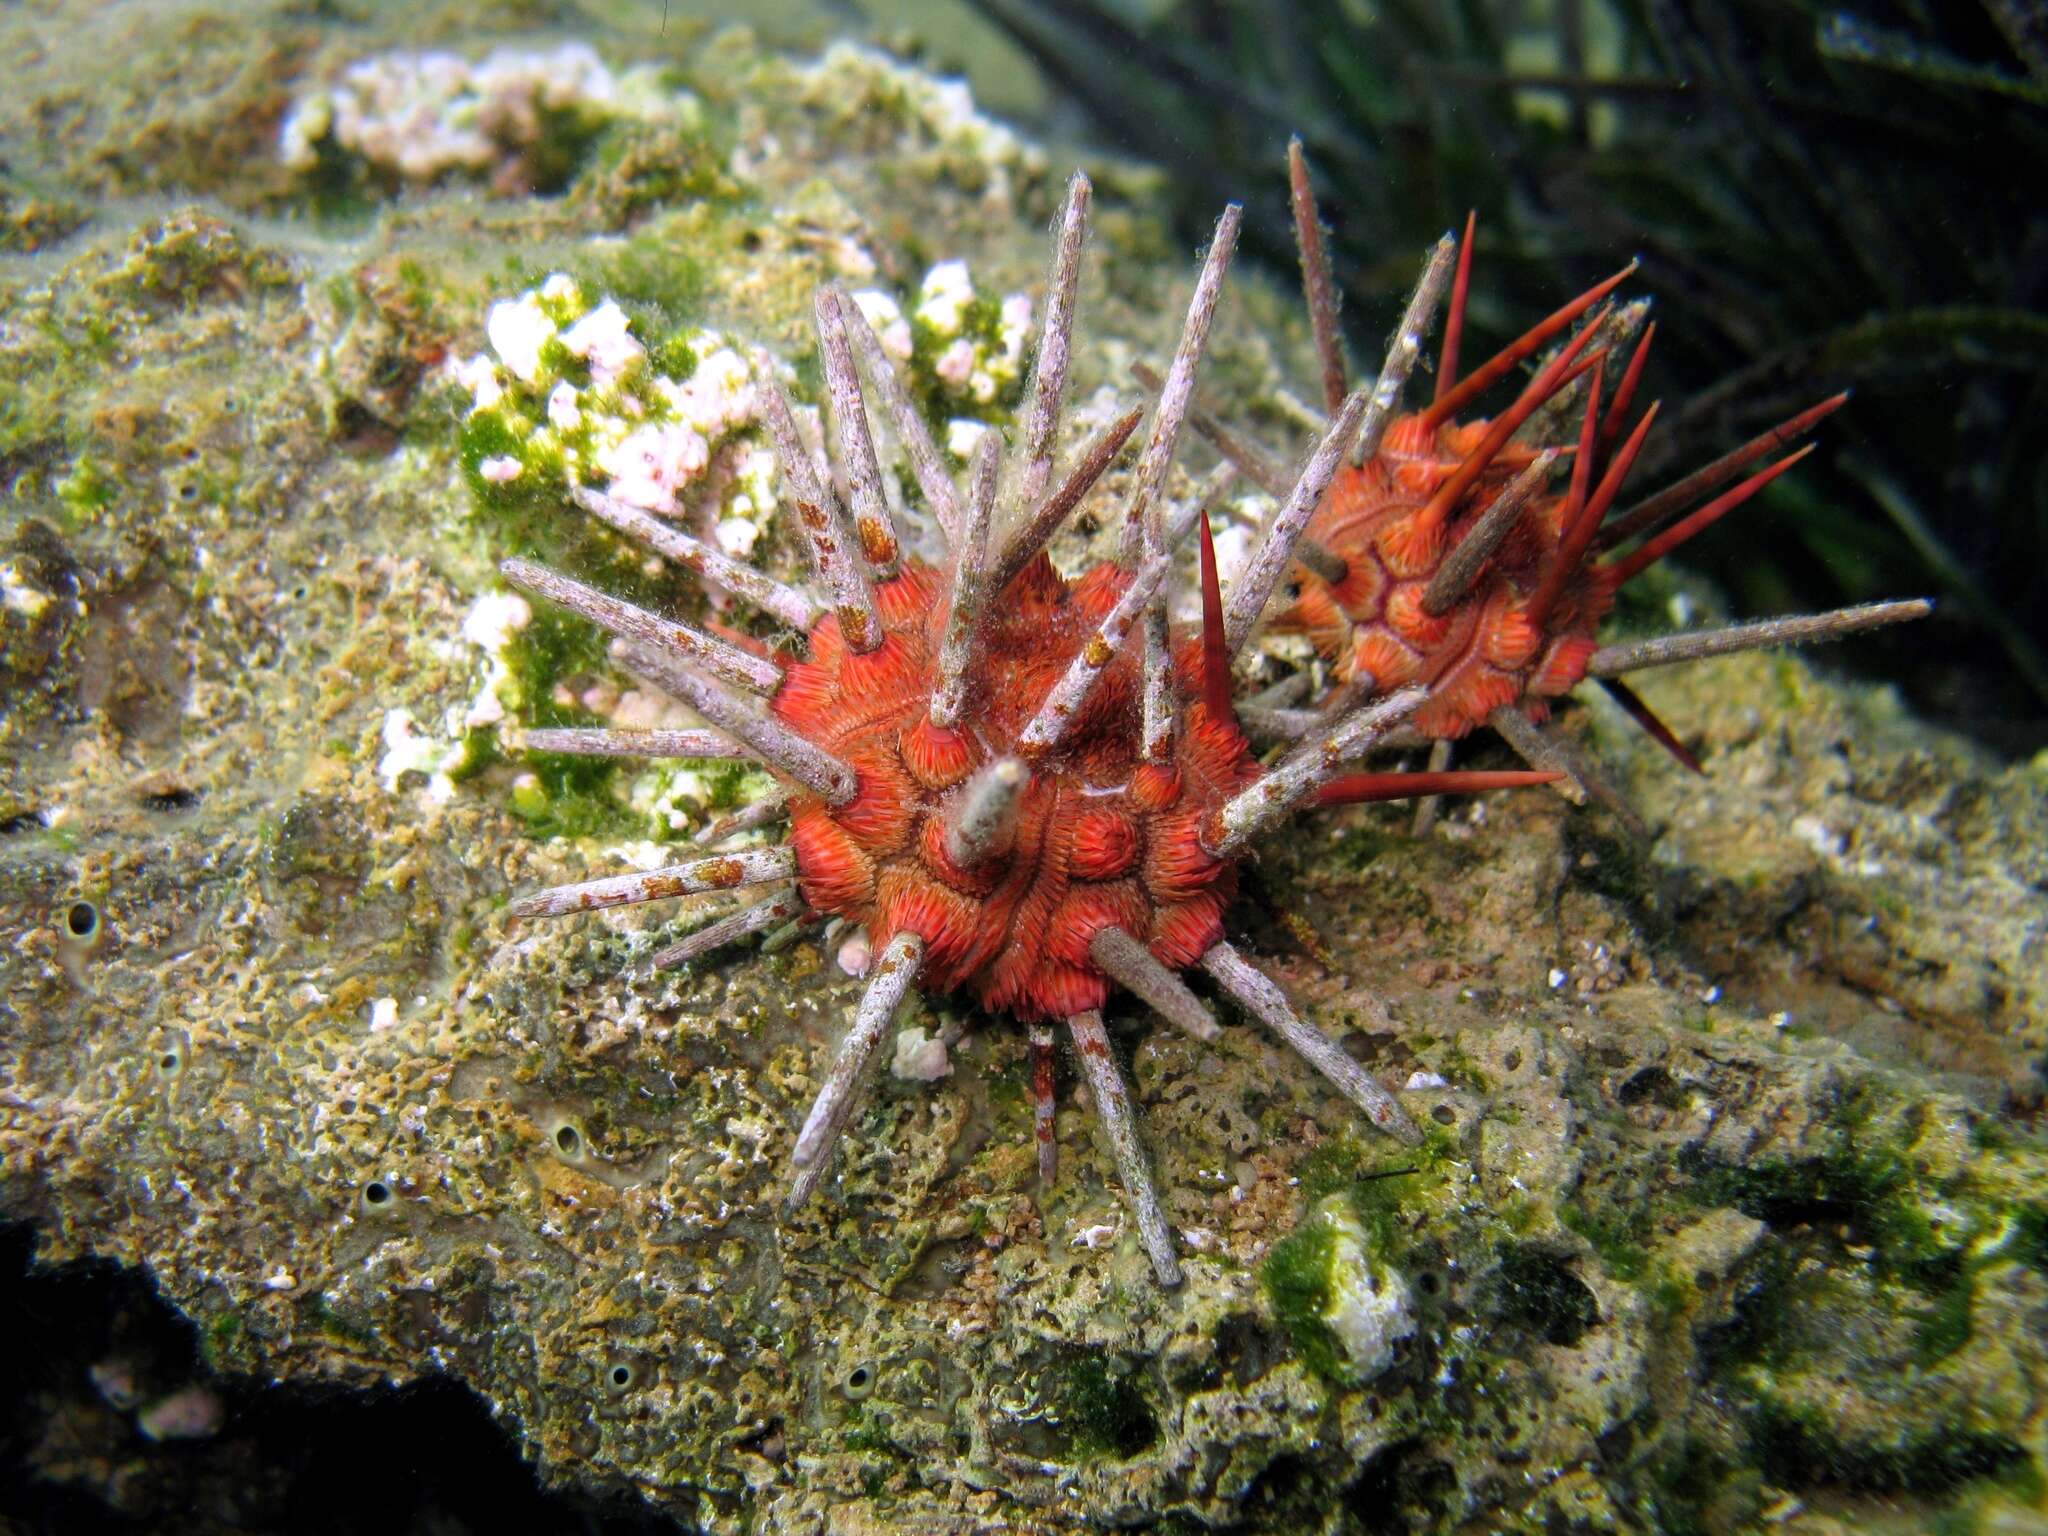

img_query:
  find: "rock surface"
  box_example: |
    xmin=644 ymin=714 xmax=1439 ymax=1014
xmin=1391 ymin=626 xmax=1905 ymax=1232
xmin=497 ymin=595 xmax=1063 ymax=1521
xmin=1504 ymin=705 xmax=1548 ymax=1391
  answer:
xmin=4 ymin=6 xmax=2047 ymax=1533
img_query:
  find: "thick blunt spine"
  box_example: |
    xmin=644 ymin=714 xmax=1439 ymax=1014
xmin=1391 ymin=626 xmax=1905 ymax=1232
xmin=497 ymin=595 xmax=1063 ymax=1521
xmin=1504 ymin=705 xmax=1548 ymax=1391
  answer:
xmin=1204 ymin=687 xmax=1429 ymax=858
xmin=1586 ymin=599 xmax=1933 ymax=676
xmin=519 ymin=727 xmax=745 ymax=760
xmin=786 ymin=930 xmax=926 ymax=1210
xmin=753 ymin=360 xmax=886 ymax=654
xmin=614 ymin=640 xmax=857 ymax=805
xmin=1287 ymin=137 xmax=1348 ymax=415
xmin=1120 ymin=203 xmax=1243 ymax=564
xmin=501 ymin=559 xmax=782 ymax=695
xmin=1202 ymin=942 xmax=1422 ymax=1145
xmin=929 ymin=431 xmax=1000 ymax=729
xmin=1223 ymin=389 xmax=1370 ymax=657
xmin=1352 ymin=234 xmax=1458 ymax=466
xmin=813 ymin=287 xmax=901 ymax=576
xmin=1127 ymin=204 xmax=1241 ymax=759
xmin=509 ymin=846 xmax=795 ymax=920
xmin=943 ymin=756 xmax=1028 ymax=870
xmin=1421 ymin=451 xmax=1559 ymax=617
xmin=572 ymin=487 xmax=819 ymax=631
xmin=650 ymin=887 xmax=803 ymax=971
xmin=1087 ymin=925 xmax=1221 ymax=1043
xmin=1015 ymin=496 xmax=1204 ymax=758
xmin=986 ymin=406 xmax=1143 ymax=596
xmin=1066 ymin=1009 xmax=1182 ymax=1287
xmin=1015 ymin=172 xmax=1093 ymax=513
xmin=1488 ymin=705 xmax=1648 ymax=838
xmin=837 ymin=283 xmax=963 ymax=543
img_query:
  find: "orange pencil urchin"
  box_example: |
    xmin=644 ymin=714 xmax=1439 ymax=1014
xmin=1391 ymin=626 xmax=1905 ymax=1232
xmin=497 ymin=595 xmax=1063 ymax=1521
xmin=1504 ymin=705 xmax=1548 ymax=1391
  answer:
xmin=1240 ymin=141 xmax=1931 ymax=804
xmin=498 ymin=172 xmax=1560 ymax=1287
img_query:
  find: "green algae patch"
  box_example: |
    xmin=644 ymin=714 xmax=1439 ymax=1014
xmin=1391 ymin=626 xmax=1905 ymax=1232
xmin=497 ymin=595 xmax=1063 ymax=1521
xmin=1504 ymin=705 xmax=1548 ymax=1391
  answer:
xmin=0 ymin=180 xmax=86 ymax=254
xmin=1681 ymin=1120 xmax=1968 ymax=1290
xmin=1744 ymin=1396 xmax=2026 ymax=1497
xmin=91 ymin=208 xmax=295 ymax=312
xmin=1296 ymin=1124 xmax=1457 ymax=1214
xmin=1263 ymin=1209 xmax=1350 ymax=1383
xmin=1263 ymin=1194 xmax=1417 ymax=1387
xmin=1055 ymin=1354 xmax=1160 ymax=1459
xmin=1490 ymin=1243 xmax=1599 ymax=1347
xmin=1559 ymin=1200 xmax=1651 ymax=1283
xmin=573 ymin=115 xmax=741 ymax=230
xmin=492 ymin=601 xmax=636 ymax=841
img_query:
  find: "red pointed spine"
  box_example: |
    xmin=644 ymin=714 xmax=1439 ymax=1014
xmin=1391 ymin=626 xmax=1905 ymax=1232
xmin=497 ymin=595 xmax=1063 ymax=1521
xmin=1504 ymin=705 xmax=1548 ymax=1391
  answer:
xmin=1435 ymin=210 xmax=1478 ymax=406
xmin=1413 ymin=313 xmax=1612 ymax=540
xmin=1421 ymin=262 xmax=1635 ymax=432
xmin=1598 ymin=677 xmax=1703 ymax=774
xmin=1315 ymin=770 xmax=1563 ymax=807
xmin=1197 ymin=508 xmax=1233 ymax=724
xmin=1526 ymin=397 xmax=1662 ymax=632
xmin=1607 ymin=444 xmax=1816 ymax=586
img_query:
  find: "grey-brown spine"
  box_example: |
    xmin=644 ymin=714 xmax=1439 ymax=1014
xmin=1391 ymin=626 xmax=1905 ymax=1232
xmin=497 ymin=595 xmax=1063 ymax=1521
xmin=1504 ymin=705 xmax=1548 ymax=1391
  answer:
xmin=813 ymin=287 xmax=901 ymax=577
xmin=571 ymin=486 xmax=819 ymax=631
xmin=1015 ymin=496 xmax=1205 ymax=757
xmin=1222 ymin=390 xmax=1369 ymax=658
xmin=1128 ymin=204 xmax=1242 ymax=761
xmin=1350 ymin=234 xmax=1457 ymax=467
xmin=753 ymin=363 xmax=885 ymax=654
xmin=1205 ymin=687 xmax=1428 ymax=858
xmin=929 ymin=432 xmax=1000 ymax=730
xmin=1067 ymin=1009 xmax=1182 ymax=1287
xmin=1014 ymin=172 xmax=1093 ymax=515
xmin=786 ymin=930 xmax=926 ymax=1210
xmin=613 ymin=639 xmax=857 ymax=805
xmin=650 ymin=887 xmax=801 ymax=972
xmin=1287 ymin=136 xmax=1349 ymax=416
xmin=500 ymin=558 xmax=782 ymax=695
xmin=1586 ymin=599 xmax=1933 ymax=676
xmin=942 ymin=756 xmax=1028 ymax=870
xmin=509 ymin=846 xmax=795 ymax=920
xmin=1420 ymin=451 xmax=1560 ymax=617
xmin=837 ymin=283 xmax=962 ymax=544
xmin=1488 ymin=705 xmax=1648 ymax=839
xmin=1088 ymin=926 xmax=1221 ymax=1043
xmin=1203 ymin=942 xmax=1422 ymax=1145
xmin=519 ymin=727 xmax=744 ymax=760
xmin=986 ymin=407 xmax=1144 ymax=597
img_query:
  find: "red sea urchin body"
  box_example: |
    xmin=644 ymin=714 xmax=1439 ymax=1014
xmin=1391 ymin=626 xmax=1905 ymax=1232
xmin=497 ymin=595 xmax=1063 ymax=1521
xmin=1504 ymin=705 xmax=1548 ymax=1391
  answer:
xmin=1256 ymin=154 xmax=1910 ymax=766
xmin=777 ymin=555 xmax=1260 ymax=1021
xmin=1283 ymin=440 xmax=1617 ymax=740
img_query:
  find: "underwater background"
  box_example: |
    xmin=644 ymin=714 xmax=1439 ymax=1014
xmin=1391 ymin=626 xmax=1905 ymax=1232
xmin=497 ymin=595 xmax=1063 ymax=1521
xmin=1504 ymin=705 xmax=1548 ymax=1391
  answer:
xmin=3 ymin=1 xmax=2047 ymax=1533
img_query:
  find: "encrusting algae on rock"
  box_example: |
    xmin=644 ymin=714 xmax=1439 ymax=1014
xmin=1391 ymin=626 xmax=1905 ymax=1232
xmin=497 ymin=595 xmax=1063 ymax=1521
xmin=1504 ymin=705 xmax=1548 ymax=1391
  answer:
xmin=3 ymin=11 xmax=2048 ymax=1534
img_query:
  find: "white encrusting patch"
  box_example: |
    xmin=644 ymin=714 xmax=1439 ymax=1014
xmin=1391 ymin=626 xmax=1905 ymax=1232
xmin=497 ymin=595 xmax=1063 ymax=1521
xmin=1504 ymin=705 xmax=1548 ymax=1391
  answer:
xmin=890 ymin=1027 xmax=952 ymax=1082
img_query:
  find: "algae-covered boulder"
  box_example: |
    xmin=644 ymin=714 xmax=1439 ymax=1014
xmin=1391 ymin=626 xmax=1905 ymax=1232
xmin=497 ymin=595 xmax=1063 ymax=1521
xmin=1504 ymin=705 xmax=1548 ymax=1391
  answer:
xmin=3 ymin=5 xmax=2046 ymax=1532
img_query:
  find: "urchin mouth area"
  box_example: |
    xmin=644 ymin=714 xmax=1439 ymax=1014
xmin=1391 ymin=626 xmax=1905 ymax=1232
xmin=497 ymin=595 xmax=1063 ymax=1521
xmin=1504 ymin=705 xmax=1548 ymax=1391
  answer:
xmin=488 ymin=139 xmax=1932 ymax=1290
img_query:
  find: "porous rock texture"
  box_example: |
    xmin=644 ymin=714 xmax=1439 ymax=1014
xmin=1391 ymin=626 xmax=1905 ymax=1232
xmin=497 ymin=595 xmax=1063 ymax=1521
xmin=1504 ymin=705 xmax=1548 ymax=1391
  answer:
xmin=3 ymin=5 xmax=2047 ymax=1532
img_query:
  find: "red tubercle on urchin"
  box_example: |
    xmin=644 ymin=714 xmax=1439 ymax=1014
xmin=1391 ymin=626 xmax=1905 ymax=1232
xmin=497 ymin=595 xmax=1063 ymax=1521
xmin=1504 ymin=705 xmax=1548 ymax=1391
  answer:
xmin=773 ymin=553 xmax=1260 ymax=1022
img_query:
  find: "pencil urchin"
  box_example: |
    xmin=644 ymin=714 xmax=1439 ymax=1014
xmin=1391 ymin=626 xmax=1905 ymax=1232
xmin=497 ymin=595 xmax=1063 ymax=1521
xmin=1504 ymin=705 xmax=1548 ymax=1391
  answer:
xmin=1235 ymin=142 xmax=1932 ymax=814
xmin=497 ymin=173 xmax=1560 ymax=1287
